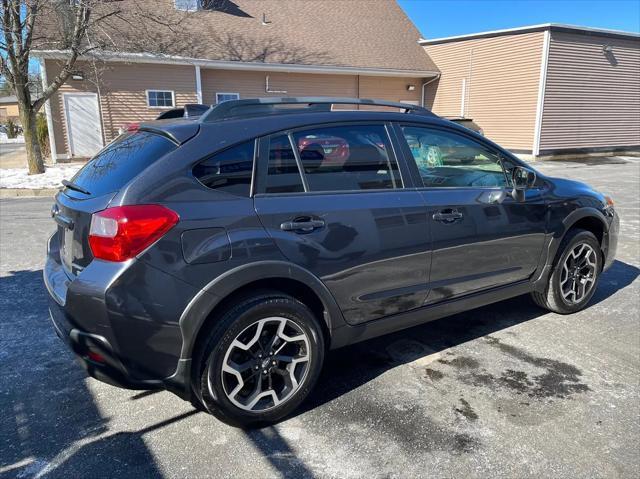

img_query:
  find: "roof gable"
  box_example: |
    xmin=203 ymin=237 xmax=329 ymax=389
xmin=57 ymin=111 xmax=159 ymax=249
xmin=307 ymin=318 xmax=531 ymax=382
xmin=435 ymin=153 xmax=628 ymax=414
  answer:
xmin=35 ymin=0 xmax=438 ymax=74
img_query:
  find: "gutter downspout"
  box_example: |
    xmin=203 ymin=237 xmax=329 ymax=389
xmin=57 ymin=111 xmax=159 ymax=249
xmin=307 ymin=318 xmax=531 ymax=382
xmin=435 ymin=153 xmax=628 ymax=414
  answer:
xmin=195 ymin=65 xmax=203 ymax=104
xmin=421 ymin=73 xmax=441 ymax=108
xmin=39 ymin=58 xmax=58 ymax=164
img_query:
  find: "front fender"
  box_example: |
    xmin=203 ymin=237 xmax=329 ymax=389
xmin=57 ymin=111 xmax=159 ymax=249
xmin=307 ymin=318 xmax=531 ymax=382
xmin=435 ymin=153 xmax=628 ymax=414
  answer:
xmin=532 ymin=206 xmax=610 ymax=291
xmin=561 ymin=207 xmax=610 ymax=234
xmin=561 ymin=207 xmax=611 ymax=259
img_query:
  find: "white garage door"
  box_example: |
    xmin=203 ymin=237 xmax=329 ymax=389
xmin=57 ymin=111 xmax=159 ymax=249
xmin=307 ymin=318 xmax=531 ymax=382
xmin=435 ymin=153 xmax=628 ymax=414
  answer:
xmin=63 ymin=93 xmax=103 ymax=157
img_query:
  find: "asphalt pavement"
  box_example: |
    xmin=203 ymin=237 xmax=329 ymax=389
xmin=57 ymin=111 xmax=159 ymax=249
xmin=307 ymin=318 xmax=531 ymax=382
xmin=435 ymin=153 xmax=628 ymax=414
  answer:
xmin=0 ymin=143 xmax=27 ymax=168
xmin=0 ymin=157 xmax=638 ymax=478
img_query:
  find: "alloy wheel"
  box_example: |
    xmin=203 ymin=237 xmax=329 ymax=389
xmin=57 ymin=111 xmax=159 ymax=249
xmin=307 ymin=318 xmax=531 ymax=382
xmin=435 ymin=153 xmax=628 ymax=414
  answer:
xmin=214 ymin=317 xmax=311 ymax=412
xmin=560 ymin=242 xmax=598 ymax=304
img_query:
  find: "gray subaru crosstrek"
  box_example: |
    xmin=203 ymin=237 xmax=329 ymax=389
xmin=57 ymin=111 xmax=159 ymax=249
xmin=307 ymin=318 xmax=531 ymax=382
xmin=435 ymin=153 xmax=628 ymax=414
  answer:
xmin=45 ymin=97 xmax=619 ymax=427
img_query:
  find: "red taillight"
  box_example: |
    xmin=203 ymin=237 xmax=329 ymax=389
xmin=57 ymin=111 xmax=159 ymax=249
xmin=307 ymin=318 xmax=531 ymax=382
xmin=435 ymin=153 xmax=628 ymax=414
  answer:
xmin=86 ymin=351 xmax=106 ymax=364
xmin=89 ymin=205 xmax=179 ymax=262
xmin=126 ymin=122 xmax=140 ymax=132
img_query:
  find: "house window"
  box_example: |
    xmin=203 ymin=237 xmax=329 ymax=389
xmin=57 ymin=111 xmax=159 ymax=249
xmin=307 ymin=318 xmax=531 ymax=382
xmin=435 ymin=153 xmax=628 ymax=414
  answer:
xmin=174 ymin=0 xmax=199 ymax=11
xmin=216 ymin=93 xmax=240 ymax=104
xmin=147 ymin=90 xmax=175 ymax=108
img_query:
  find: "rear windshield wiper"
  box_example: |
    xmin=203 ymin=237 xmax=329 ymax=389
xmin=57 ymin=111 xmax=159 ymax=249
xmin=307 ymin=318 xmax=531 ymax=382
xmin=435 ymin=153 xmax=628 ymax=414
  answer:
xmin=61 ymin=179 xmax=91 ymax=195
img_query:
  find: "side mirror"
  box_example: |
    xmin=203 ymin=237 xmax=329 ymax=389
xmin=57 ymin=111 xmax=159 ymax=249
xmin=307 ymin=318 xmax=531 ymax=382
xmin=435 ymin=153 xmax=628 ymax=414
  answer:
xmin=510 ymin=166 xmax=536 ymax=202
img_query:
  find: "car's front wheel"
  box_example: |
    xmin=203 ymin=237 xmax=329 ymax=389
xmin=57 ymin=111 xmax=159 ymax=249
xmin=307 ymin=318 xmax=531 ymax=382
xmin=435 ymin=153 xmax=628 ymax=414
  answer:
xmin=196 ymin=292 xmax=325 ymax=427
xmin=532 ymin=228 xmax=602 ymax=314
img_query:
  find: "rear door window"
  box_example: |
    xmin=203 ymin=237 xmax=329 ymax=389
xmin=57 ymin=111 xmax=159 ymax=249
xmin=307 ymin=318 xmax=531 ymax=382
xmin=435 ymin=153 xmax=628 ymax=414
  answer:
xmin=193 ymin=140 xmax=255 ymax=197
xmin=66 ymin=131 xmax=177 ymax=197
xmin=289 ymin=124 xmax=401 ymax=192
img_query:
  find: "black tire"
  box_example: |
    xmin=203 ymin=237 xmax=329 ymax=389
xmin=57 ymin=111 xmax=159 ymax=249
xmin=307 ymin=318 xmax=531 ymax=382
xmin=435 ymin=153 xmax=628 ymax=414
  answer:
xmin=194 ymin=291 xmax=324 ymax=427
xmin=531 ymin=228 xmax=602 ymax=314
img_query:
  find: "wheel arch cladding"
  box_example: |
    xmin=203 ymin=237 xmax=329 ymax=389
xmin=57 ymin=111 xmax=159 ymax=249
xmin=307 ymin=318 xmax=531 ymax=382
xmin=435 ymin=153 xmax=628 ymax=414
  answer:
xmin=568 ymin=215 xmax=605 ymax=246
xmin=179 ymin=261 xmax=345 ymax=362
xmin=562 ymin=207 xmax=609 ymax=259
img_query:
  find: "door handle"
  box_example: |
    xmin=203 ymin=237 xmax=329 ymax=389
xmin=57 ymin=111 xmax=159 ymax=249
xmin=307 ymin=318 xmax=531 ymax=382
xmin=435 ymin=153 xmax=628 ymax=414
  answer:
xmin=432 ymin=209 xmax=463 ymax=223
xmin=280 ymin=219 xmax=325 ymax=233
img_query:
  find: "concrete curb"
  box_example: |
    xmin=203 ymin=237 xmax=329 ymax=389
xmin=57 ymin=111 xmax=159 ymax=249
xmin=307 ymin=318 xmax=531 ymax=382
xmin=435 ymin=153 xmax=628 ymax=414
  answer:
xmin=0 ymin=188 xmax=58 ymax=198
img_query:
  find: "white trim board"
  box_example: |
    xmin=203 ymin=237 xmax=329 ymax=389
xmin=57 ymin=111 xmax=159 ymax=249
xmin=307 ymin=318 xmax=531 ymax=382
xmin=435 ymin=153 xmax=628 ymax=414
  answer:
xmin=32 ymin=50 xmax=440 ymax=78
xmin=420 ymin=23 xmax=640 ymax=45
xmin=532 ymin=30 xmax=550 ymax=158
xmin=39 ymin=58 xmax=58 ymax=163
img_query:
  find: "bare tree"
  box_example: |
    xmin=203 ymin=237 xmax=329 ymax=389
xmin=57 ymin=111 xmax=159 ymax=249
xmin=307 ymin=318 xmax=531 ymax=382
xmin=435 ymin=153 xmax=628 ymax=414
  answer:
xmin=1 ymin=0 xmax=332 ymax=174
xmin=0 ymin=0 xmax=181 ymax=174
xmin=2 ymin=1 xmax=94 ymax=173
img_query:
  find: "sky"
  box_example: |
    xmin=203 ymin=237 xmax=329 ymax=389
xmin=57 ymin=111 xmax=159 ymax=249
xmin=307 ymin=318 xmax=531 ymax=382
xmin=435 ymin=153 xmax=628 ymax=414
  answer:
xmin=398 ymin=0 xmax=640 ymax=39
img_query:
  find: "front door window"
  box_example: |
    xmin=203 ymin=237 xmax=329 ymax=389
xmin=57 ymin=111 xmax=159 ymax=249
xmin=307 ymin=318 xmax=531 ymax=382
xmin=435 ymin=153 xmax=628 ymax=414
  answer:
xmin=402 ymin=126 xmax=508 ymax=188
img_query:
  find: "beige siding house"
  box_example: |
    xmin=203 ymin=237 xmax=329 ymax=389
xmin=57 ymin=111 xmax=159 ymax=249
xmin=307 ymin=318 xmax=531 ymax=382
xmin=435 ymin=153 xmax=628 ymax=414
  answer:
xmin=33 ymin=0 xmax=438 ymax=160
xmin=422 ymin=24 xmax=640 ymax=158
xmin=33 ymin=4 xmax=639 ymax=162
xmin=540 ymin=31 xmax=640 ymax=154
xmin=0 ymin=96 xmax=20 ymax=124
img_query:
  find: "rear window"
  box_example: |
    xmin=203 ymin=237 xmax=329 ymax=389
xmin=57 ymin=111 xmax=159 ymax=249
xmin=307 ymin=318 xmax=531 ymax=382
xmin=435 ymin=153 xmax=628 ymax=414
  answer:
xmin=192 ymin=141 xmax=255 ymax=197
xmin=67 ymin=131 xmax=177 ymax=197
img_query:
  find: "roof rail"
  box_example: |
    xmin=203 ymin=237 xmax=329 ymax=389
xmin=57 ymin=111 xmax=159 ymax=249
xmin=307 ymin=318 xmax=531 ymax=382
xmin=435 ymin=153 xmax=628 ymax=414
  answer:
xmin=200 ymin=97 xmax=434 ymax=122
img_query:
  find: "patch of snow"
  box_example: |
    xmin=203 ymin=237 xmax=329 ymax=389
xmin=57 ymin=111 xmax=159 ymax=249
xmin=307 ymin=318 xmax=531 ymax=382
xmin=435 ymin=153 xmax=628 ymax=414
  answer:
xmin=0 ymin=165 xmax=83 ymax=189
xmin=0 ymin=133 xmax=25 ymax=143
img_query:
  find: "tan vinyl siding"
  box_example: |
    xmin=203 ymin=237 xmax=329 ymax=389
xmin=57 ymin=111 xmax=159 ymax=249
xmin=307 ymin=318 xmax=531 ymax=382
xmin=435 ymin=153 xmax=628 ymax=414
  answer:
xmin=358 ymin=76 xmax=422 ymax=105
xmin=539 ymin=32 xmax=640 ymax=152
xmin=0 ymin=102 xmax=19 ymax=118
xmin=46 ymin=60 xmax=198 ymax=155
xmin=201 ymin=70 xmax=422 ymax=106
xmin=424 ymin=31 xmax=545 ymax=151
xmin=201 ymin=69 xmax=423 ymax=110
xmin=46 ymin=60 xmax=426 ymax=157
xmin=201 ymin=70 xmax=358 ymax=104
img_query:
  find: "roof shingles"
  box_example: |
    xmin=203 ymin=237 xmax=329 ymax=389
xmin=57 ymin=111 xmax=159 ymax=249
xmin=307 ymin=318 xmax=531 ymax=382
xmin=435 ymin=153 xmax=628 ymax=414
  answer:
xmin=35 ymin=0 xmax=438 ymax=73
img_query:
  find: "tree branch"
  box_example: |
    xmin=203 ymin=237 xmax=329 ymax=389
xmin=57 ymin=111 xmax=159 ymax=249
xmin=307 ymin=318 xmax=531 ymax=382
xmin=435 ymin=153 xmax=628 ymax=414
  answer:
xmin=0 ymin=53 xmax=15 ymax=86
xmin=32 ymin=3 xmax=91 ymax=112
xmin=20 ymin=0 xmax=40 ymax=62
xmin=8 ymin=0 xmax=23 ymax=61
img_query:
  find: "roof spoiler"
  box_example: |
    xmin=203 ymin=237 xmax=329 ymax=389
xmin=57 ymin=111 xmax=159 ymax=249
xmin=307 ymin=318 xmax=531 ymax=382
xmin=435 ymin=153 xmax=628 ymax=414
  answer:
xmin=155 ymin=103 xmax=210 ymax=120
xmin=138 ymin=121 xmax=200 ymax=145
xmin=200 ymin=97 xmax=435 ymax=122
xmin=184 ymin=103 xmax=210 ymax=118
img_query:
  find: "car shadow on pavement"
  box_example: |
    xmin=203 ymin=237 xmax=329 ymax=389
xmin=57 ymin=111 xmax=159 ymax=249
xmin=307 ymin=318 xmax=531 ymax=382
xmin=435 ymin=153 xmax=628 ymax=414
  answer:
xmin=0 ymin=269 xmax=169 ymax=479
xmin=1 ymin=261 xmax=637 ymax=477
xmin=297 ymin=259 xmax=639 ymax=417
xmin=245 ymin=427 xmax=316 ymax=479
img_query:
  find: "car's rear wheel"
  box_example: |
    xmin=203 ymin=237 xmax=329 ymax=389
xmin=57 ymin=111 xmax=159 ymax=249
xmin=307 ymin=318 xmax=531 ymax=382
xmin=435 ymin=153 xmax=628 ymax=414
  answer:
xmin=532 ymin=228 xmax=602 ymax=314
xmin=195 ymin=292 xmax=324 ymax=427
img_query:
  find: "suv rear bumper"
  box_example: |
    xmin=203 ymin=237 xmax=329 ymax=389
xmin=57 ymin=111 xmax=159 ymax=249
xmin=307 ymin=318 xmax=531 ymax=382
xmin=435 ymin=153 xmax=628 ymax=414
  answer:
xmin=48 ymin=295 xmax=163 ymax=391
xmin=43 ymin=231 xmax=197 ymax=399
